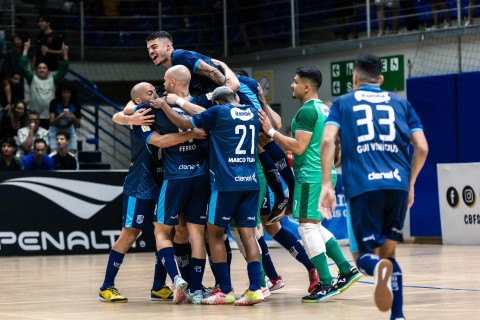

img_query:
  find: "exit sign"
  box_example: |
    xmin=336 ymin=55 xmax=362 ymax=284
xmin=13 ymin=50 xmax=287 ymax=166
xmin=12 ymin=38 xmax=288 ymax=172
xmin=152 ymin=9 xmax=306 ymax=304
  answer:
xmin=331 ymin=55 xmax=405 ymax=96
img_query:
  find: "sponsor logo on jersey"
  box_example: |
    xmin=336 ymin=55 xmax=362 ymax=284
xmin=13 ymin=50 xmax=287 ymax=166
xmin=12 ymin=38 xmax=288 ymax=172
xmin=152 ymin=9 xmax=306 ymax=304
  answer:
xmin=141 ymin=125 xmax=151 ymax=132
xmin=362 ymin=234 xmax=376 ymax=242
xmin=235 ymin=173 xmax=257 ymax=183
xmin=231 ymin=107 xmax=254 ymax=121
xmin=367 ymin=168 xmax=401 ymax=182
xmin=178 ymin=162 xmax=201 ymax=170
xmin=354 ymin=90 xmax=391 ymax=103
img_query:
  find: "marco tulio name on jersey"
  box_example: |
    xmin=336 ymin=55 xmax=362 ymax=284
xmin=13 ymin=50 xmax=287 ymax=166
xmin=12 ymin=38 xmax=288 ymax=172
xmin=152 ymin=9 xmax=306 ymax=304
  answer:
xmin=231 ymin=108 xmax=254 ymax=121
xmin=228 ymin=156 xmax=256 ymax=163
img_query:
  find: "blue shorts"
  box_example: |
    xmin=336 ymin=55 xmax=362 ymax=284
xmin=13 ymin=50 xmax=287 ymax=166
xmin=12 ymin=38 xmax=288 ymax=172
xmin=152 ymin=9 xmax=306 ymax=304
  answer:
xmin=122 ymin=194 xmax=156 ymax=229
xmin=208 ymin=190 xmax=259 ymax=228
xmin=348 ymin=189 xmax=408 ymax=253
xmin=156 ymin=174 xmax=210 ymax=226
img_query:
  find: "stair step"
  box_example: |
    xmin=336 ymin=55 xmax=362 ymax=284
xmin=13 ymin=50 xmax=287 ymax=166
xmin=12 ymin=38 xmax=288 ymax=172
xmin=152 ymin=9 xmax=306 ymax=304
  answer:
xmin=78 ymin=151 xmax=102 ymax=163
xmin=79 ymin=162 xmax=111 ymax=170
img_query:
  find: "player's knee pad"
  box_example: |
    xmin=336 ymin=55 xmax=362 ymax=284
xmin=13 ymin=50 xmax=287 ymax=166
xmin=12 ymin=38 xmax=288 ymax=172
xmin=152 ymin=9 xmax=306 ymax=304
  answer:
xmin=298 ymin=223 xmax=326 ymax=259
xmin=318 ymin=223 xmax=334 ymax=242
xmin=229 ymin=227 xmax=246 ymax=258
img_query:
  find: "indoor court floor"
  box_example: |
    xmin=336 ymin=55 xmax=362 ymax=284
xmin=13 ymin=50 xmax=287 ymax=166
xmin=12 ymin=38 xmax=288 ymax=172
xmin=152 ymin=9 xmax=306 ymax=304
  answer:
xmin=1 ymin=244 xmax=479 ymax=319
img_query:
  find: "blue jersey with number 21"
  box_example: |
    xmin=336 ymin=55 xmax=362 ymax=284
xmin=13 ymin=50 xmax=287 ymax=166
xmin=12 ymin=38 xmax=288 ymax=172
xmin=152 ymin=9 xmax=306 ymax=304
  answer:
xmin=191 ymin=103 xmax=260 ymax=191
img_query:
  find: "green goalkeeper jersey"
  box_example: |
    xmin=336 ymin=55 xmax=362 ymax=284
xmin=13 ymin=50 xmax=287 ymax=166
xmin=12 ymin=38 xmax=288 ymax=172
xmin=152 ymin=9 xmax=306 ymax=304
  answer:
xmin=291 ymin=99 xmax=337 ymax=184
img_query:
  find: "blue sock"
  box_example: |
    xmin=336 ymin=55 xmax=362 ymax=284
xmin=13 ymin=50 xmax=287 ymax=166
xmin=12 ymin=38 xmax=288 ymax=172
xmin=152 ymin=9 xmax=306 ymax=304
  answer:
xmin=157 ymin=247 xmax=179 ymax=283
xmin=190 ymin=257 xmax=206 ymax=293
xmin=258 ymin=151 xmax=286 ymax=203
xmin=247 ymin=261 xmax=262 ymax=291
xmin=356 ymin=253 xmax=380 ymax=276
xmin=152 ymin=253 xmax=167 ymax=291
xmin=263 ymin=141 xmax=295 ymax=197
xmin=389 ymin=258 xmax=404 ymax=319
xmin=225 ymin=238 xmax=232 ymax=276
xmin=173 ymin=242 xmax=191 ymax=284
xmin=258 ymin=236 xmax=279 ymax=280
xmin=273 ymin=228 xmax=315 ymax=270
xmin=101 ymin=249 xmax=125 ymax=290
xmin=213 ymin=262 xmax=232 ymax=293
xmin=205 ymin=242 xmax=217 ymax=285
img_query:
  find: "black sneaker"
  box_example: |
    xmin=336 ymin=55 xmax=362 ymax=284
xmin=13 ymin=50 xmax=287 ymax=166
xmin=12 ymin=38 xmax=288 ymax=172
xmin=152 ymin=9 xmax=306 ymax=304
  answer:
xmin=265 ymin=197 xmax=288 ymax=225
xmin=301 ymin=283 xmax=340 ymax=303
xmin=334 ymin=266 xmax=362 ymax=293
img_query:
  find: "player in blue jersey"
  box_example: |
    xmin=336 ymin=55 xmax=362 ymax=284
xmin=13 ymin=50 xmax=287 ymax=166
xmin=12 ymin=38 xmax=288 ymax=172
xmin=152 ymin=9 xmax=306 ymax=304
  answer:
xmin=319 ymin=54 xmax=428 ymax=318
xmin=259 ymin=66 xmax=361 ymax=303
xmin=154 ymin=86 xmax=264 ymax=306
xmin=145 ymin=31 xmax=294 ymax=223
xmin=99 ymin=82 xmax=204 ymax=303
xmin=122 ymin=77 xmax=210 ymax=304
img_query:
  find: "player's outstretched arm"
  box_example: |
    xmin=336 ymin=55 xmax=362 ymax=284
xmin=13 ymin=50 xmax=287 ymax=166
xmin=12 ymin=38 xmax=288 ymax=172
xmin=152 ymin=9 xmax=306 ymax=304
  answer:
xmin=211 ymin=58 xmax=240 ymax=92
xmin=148 ymin=128 xmax=206 ymax=148
xmin=257 ymin=84 xmax=281 ymax=129
xmin=150 ymin=97 xmax=192 ymax=130
xmin=196 ymin=60 xmax=226 ymax=86
xmin=112 ymin=107 xmax=154 ymax=126
xmin=166 ymin=93 xmax=205 ymax=115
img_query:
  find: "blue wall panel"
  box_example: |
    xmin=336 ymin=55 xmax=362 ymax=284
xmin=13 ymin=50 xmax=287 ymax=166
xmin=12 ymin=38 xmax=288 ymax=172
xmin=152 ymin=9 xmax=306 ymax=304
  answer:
xmin=406 ymin=74 xmax=457 ymax=237
xmin=456 ymin=72 xmax=480 ymax=163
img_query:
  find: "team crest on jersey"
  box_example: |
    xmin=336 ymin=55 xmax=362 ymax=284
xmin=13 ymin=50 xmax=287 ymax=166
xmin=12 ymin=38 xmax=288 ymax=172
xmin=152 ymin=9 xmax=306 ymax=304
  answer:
xmin=354 ymin=90 xmax=390 ymax=103
xmin=231 ymin=107 xmax=254 ymax=121
xmin=136 ymin=215 xmax=144 ymax=224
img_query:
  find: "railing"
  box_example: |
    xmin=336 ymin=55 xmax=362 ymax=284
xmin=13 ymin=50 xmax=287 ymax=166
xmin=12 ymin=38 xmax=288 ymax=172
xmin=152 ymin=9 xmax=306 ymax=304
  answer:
xmin=1 ymin=1 xmax=478 ymax=60
xmin=66 ymin=68 xmax=130 ymax=168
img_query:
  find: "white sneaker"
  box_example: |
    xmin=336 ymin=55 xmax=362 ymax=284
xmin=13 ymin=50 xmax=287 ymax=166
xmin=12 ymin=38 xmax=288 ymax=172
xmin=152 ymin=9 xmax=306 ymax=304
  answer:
xmin=261 ymin=286 xmax=271 ymax=298
xmin=172 ymin=277 xmax=188 ymax=304
xmin=373 ymin=259 xmax=393 ymax=312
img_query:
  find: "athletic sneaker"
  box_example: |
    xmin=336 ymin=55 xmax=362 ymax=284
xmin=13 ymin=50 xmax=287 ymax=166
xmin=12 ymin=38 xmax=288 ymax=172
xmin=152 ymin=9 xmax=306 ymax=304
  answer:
xmin=151 ymin=285 xmax=174 ymax=301
xmin=261 ymin=286 xmax=271 ymax=298
xmin=267 ymin=275 xmax=285 ymax=291
xmin=201 ymin=287 xmax=235 ymax=305
xmin=265 ymin=197 xmax=288 ymax=225
xmin=202 ymin=284 xmax=219 ymax=298
xmin=301 ymin=283 xmax=340 ymax=303
xmin=172 ymin=277 xmax=188 ymax=304
xmin=186 ymin=290 xmax=203 ymax=304
xmin=234 ymin=289 xmax=264 ymax=306
xmin=99 ymin=286 xmax=128 ymax=303
xmin=334 ymin=266 xmax=362 ymax=293
xmin=308 ymin=268 xmax=319 ymax=293
xmin=374 ymin=259 xmax=393 ymax=312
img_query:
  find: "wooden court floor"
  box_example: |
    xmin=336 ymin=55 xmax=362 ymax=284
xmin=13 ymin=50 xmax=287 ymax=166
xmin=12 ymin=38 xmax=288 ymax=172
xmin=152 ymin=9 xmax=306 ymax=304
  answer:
xmin=1 ymin=244 xmax=479 ymax=320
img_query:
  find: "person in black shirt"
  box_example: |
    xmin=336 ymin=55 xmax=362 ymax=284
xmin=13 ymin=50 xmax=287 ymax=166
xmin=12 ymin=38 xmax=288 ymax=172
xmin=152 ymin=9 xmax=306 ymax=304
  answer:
xmin=49 ymin=131 xmax=77 ymax=170
xmin=0 ymin=137 xmax=23 ymax=171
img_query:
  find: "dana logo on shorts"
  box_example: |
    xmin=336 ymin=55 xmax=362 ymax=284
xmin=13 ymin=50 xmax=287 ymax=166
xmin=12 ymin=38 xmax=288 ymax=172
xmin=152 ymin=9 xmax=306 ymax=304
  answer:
xmin=136 ymin=215 xmax=144 ymax=224
xmin=246 ymin=216 xmax=256 ymax=221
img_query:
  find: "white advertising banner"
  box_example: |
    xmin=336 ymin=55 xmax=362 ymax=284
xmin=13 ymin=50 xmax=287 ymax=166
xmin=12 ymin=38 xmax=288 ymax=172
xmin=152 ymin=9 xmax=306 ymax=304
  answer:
xmin=437 ymin=163 xmax=480 ymax=245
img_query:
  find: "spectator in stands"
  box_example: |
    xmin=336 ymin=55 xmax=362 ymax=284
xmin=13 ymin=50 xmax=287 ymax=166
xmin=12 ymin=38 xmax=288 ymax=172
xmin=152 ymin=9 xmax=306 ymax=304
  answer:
xmin=22 ymin=137 xmax=55 ymax=171
xmin=0 ymin=100 xmax=28 ymax=140
xmin=49 ymin=131 xmax=78 ymax=170
xmin=0 ymin=32 xmax=7 ymax=77
xmin=2 ymin=72 xmax=25 ymax=112
xmin=16 ymin=110 xmax=49 ymax=156
xmin=0 ymin=137 xmax=23 ymax=171
xmin=465 ymin=0 xmax=477 ymax=26
xmin=20 ymin=39 xmax=69 ymax=129
xmin=426 ymin=0 xmax=452 ymax=30
xmin=334 ymin=0 xmax=359 ymax=40
xmin=2 ymin=34 xmax=25 ymax=80
xmin=48 ymin=81 xmax=81 ymax=154
xmin=33 ymin=15 xmax=66 ymax=71
xmin=376 ymin=0 xmax=400 ymax=36
xmin=400 ymin=0 xmax=420 ymax=31
xmin=235 ymin=0 xmax=265 ymax=53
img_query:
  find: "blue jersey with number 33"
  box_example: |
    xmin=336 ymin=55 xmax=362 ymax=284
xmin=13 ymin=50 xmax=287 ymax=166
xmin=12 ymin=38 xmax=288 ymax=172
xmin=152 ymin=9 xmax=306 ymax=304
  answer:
xmin=326 ymin=86 xmax=424 ymax=199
